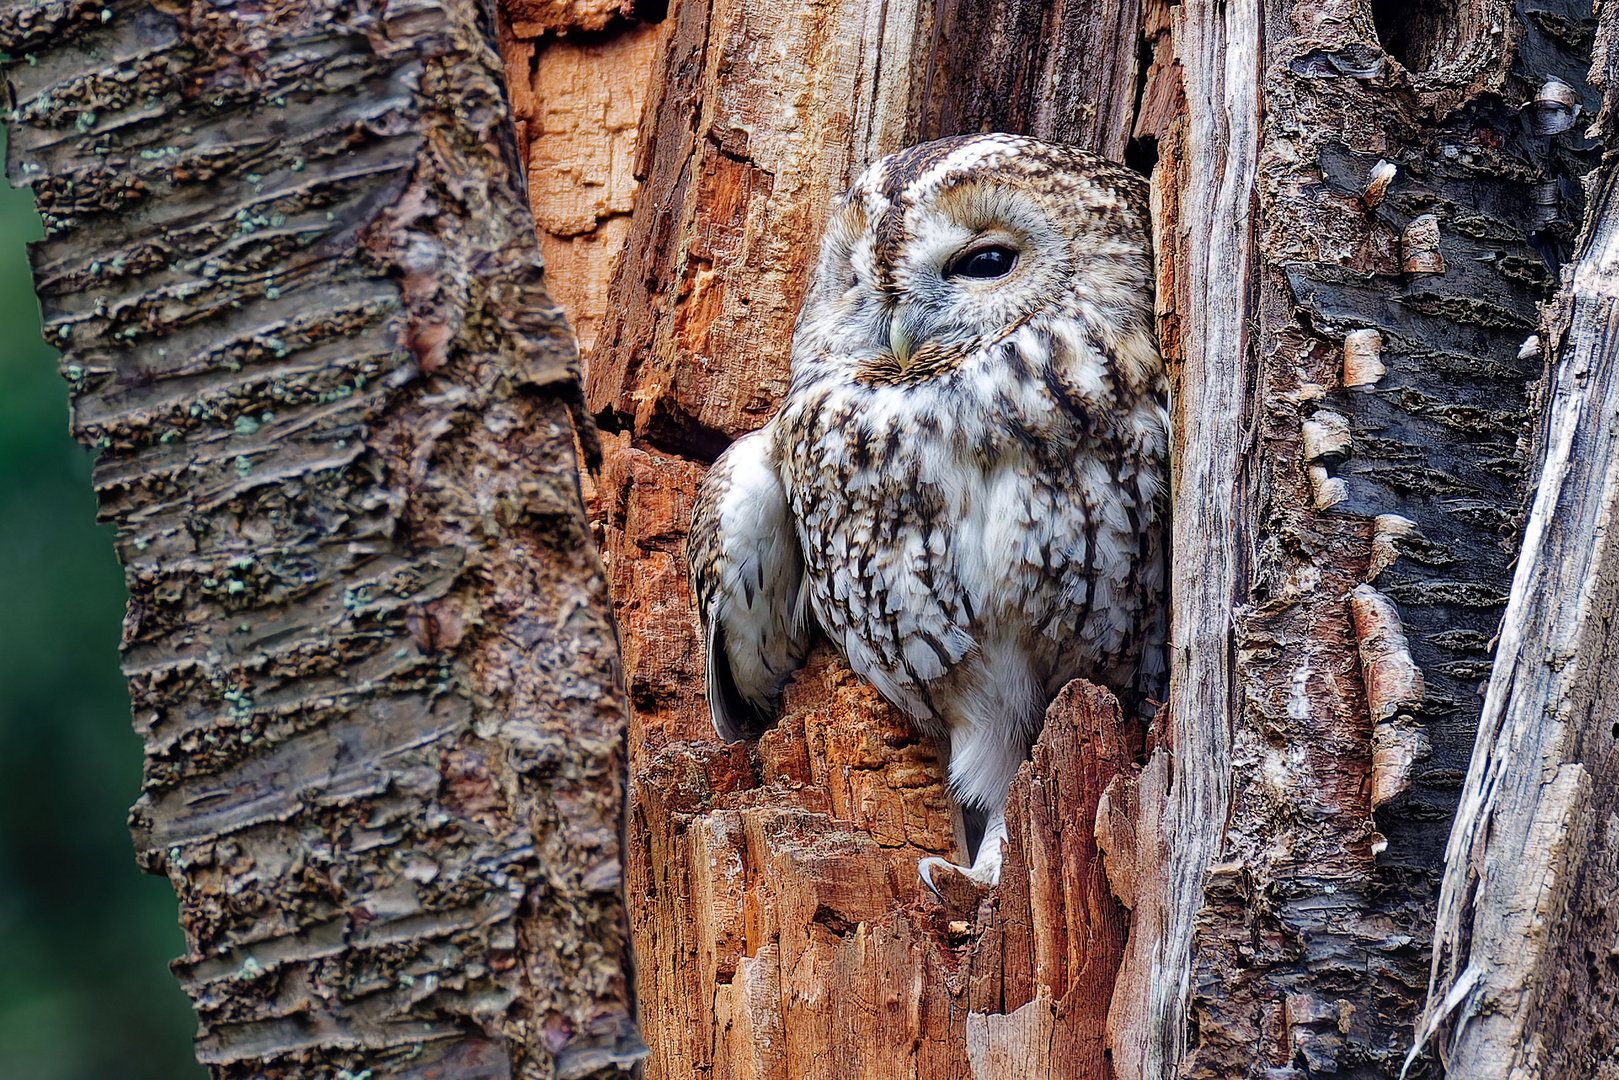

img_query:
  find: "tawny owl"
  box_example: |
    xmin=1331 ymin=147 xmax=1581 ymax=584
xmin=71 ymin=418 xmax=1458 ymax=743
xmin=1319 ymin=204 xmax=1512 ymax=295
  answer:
xmin=686 ymin=133 xmax=1167 ymax=887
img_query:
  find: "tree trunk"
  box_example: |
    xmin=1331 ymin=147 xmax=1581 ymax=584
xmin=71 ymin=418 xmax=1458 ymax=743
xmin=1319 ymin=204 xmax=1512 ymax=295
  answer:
xmin=12 ymin=0 xmax=1619 ymax=1074
xmin=500 ymin=0 xmax=1619 ymax=1076
xmin=1 ymin=2 xmax=640 ymax=1078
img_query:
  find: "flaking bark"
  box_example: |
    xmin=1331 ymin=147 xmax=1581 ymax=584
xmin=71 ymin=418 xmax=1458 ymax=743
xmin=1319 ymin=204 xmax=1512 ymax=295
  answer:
xmin=1411 ymin=3 xmax=1619 ymax=1072
xmin=1198 ymin=3 xmax=1602 ymax=1074
xmin=2 ymin=1 xmax=640 ymax=1077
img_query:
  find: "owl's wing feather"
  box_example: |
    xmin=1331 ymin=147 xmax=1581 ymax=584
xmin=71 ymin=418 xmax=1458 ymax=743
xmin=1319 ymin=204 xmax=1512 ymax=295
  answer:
xmin=687 ymin=427 xmax=813 ymax=742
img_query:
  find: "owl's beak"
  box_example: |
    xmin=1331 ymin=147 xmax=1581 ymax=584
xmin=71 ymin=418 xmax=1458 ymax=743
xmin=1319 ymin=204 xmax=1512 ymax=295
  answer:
xmin=889 ymin=312 xmax=914 ymax=369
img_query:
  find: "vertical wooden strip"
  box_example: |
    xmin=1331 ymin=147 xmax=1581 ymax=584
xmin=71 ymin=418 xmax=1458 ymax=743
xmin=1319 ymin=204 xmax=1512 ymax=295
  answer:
xmin=1105 ymin=2 xmax=1261 ymax=1076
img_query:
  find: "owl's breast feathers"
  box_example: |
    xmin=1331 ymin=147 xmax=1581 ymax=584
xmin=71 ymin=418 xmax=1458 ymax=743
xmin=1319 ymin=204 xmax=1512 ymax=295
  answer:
xmin=775 ymin=316 xmax=1167 ymax=733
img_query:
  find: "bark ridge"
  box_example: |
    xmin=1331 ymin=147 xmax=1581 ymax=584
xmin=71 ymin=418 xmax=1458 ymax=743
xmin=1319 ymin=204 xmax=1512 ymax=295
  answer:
xmin=3 ymin=0 xmax=640 ymax=1076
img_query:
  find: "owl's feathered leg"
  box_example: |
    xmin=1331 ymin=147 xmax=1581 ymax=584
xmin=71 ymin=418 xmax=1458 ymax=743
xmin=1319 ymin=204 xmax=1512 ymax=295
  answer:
xmin=918 ymin=717 xmax=1032 ymax=890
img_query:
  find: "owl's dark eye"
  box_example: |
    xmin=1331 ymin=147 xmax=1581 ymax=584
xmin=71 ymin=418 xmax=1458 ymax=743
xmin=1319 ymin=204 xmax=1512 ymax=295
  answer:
xmin=945 ymin=244 xmax=1018 ymax=280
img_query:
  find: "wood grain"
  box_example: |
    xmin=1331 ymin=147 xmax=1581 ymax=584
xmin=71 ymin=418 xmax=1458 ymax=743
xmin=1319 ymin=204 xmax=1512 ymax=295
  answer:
xmin=1104 ymin=3 xmax=1260 ymax=1075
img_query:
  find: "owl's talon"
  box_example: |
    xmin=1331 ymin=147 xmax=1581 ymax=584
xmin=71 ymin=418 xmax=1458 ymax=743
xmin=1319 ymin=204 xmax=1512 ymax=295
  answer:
xmin=918 ymin=836 xmax=1003 ymax=898
xmin=917 ymin=856 xmax=962 ymax=898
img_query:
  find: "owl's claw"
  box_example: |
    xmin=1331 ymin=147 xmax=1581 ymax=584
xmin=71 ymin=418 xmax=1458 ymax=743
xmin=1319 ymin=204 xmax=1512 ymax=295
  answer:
xmin=920 ymin=800 xmax=1008 ymax=899
xmin=917 ymin=857 xmax=968 ymax=898
xmin=918 ymin=842 xmax=1003 ymax=899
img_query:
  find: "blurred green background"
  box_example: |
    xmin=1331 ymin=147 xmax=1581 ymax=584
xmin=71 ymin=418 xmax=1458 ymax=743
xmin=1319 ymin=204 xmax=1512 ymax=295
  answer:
xmin=0 ymin=134 xmax=203 ymax=1078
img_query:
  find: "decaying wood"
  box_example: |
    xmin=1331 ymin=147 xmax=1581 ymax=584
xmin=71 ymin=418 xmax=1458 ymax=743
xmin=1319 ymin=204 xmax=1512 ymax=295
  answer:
xmin=500 ymin=18 xmax=666 ymax=357
xmin=494 ymin=0 xmax=1603 ymax=1074
xmin=612 ymin=642 xmax=1133 ymax=1079
xmin=582 ymin=0 xmax=936 ymax=451
xmin=965 ymin=680 xmax=1137 ymax=1079
xmin=1104 ymin=3 xmax=1260 ymax=1075
xmin=1 ymin=1 xmax=639 ymax=1076
xmin=1411 ymin=6 xmax=1619 ymax=1072
xmin=622 ymin=646 xmax=961 ymax=1079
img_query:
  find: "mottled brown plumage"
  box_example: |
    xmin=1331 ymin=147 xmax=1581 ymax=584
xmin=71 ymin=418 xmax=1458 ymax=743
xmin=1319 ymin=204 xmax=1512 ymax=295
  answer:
xmin=687 ymin=133 xmax=1167 ymax=886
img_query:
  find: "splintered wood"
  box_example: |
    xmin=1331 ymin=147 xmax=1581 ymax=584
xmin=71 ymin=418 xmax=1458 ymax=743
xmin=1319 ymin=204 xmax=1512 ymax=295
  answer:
xmin=965 ymin=681 xmax=1136 ymax=1077
xmin=498 ymin=0 xmax=1156 ymax=1071
xmin=580 ymin=0 xmax=938 ymax=449
xmin=519 ymin=25 xmax=664 ymax=355
xmin=1411 ymin=7 xmax=1619 ymax=1066
xmin=586 ymin=427 xmax=1136 ymax=1077
xmin=497 ymin=0 xmax=1607 ymax=1074
xmin=620 ymin=646 xmax=1136 ymax=1080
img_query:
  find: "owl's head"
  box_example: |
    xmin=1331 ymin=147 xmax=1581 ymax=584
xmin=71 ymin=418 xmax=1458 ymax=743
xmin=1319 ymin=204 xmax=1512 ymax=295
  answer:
xmin=793 ymin=134 xmax=1155 ymax=392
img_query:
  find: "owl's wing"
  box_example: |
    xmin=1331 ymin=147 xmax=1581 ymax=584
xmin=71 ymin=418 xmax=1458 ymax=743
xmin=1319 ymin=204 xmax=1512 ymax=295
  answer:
xmin=687 ymin=427 xmax=813 ymax=742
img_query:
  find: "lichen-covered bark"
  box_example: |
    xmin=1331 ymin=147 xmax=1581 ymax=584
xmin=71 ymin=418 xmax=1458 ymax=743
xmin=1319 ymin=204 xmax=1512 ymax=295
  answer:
xmin=1 ymin=1 xmax=639 ymax=1077
xmin=1179 ymin=1 xmax=1600 ymax=1076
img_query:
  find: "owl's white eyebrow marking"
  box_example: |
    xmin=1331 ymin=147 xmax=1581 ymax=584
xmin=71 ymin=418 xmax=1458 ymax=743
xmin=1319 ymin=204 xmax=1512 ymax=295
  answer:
xmin=904 ymin=135 xmax=1027 ymax=203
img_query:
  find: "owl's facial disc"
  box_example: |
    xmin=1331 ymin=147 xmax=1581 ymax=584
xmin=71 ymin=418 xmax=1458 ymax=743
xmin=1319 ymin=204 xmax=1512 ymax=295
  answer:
xmin=888 ymin=236 xmax=1021 ymax=369
xmin=805 ymin=136 xmax=1154 ymax=390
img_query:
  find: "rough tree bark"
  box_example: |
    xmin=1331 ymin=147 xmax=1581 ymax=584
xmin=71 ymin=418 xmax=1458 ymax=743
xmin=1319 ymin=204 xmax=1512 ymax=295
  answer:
xmin=498 ymin=0 xmax=1619 ymax=1077
xmin=1 ymin=1 xmax=641 ymax=1078
xmin=1410 ymin=1 xmax=1619 ymax=1074
xmin=1171 ymin=0 xmax=1605 ymax=1075
xmin=10 ymin=0 xmax=1618 ymax=1075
